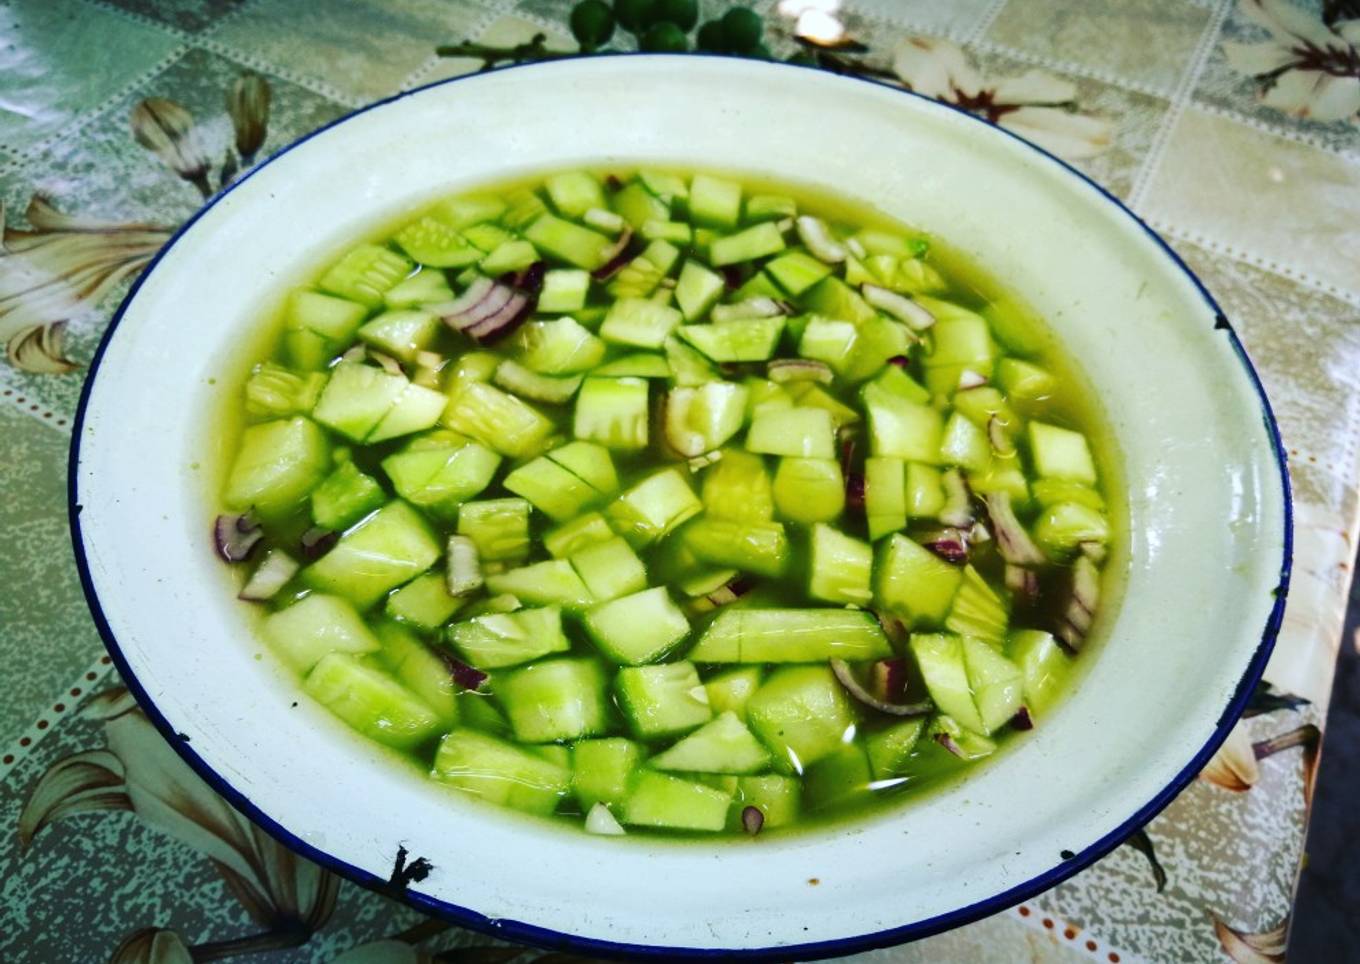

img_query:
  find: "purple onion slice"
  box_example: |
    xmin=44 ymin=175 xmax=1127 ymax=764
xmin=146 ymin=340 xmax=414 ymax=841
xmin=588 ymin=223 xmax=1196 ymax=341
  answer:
xmin=214 ymin=511 xmax=262 ymax=563
xmin=434 ymin=276 xmax=495 ymax=328
xmin=938 ymin=468 xmax=974 ymax=528
xmin=590 ymin=228 xmax=636 ymax=281
xmin=871 ymin=658 xmax=907 ymax=703
xmin=1056 ymin=555 xmax=1100 ymax=650
xmin=985 ymin=492 xmax=1045 ymax=565
xmin=830 ymin=659 xmax=932 ymax=716
xmin=861 ymin=283 xmax=935 ymax=331
xmin=741 ymin=805 xmax=765 ymax=836
xmin=1012 ymin=706 xmax=1035 ymax=731
xmin=238 ymin=549 xmax=299 ymax=602
xmin=687 ymin=574 xmax=755 ymax=614
xmin=299 ymin=526 xmax=338 ymax=560
xmin=1004 ymin=564 xmax=1039 ymax=603
xmin=438 ymin=651 xmax=488 ymax=691
xmin=922 ymin=527 xmax=970 ymax=565
xmin=872 ymin=610 xmax=910 ymax=648
xmin=767 ymin=358 xmax=834 ymax=385
xmin=466 ymin=291 xmax=530 ymax=343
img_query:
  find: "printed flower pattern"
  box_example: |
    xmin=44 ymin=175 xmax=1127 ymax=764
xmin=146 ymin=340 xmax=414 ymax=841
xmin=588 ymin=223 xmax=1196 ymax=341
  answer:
xmin=890 ymin=37 xmax=1115 ymax=159
xmin=1223 ymin=0 xmax=1360 ymax=122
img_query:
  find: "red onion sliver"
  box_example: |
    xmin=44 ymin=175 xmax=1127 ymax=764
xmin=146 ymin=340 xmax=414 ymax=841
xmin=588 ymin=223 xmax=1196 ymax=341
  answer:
xmin=796 ymin=216 xmax=846 ymax=263
xmin=238 ymin=549 xmax=299 ymax=601
xmin=339 ymin=344 xmax=366 ymax=364
xmin=934 ymin=731 xmax=964 ymax=758
xmin=871 ymin=658 xmax=907 ymax=703
xmin=466 ymin=291 xmax=530 ymax=342
xmin=862 ymin=283 xmax=935 ymax=331
xmin=741 ymin=805 xmax=765 ymax=836
xmin=767 ymin=358 xmax=834 ymax=384
xmin=872 ymin=610 xmax=910 ymax=648
xmin=923 ymin=527 xmax=970 ymax=565
xmin=957 ymin=368 xmax=988 ymax=390
xmin=439 ymin=652 xmax=488 ymax=691
xmin=830 ymin=659 xmax=932 ymax=716
xmin=434 ymin=276 xmax=494 ymax=325
xmin=845 ymin=473 xmax=866 ymax=515
xmin=1057 ymin=555 xmax=1100 ymax=649
xmin=1004 ymin=564 xmax=1039 ymax=602
xmin=370 ymin=350 xmax=404 ymax=376
xmin=214 ymin=511 xmax=262 ymax=563
xmin=887 ymin=354 xmax=911 ymax=370
xmin=938 ymin=468 xmax=973 ymax=528
xmin=1012 ymin=706 xmax=1035 ymax=731
xmin=985 ymin=492 xmax=1045 ymax=565
xmin=719 ymin=265 xmax=743 ymax=289
xmin=590 ymin=228 xmax=635 ymax=281
xmin=299 ymin=526 xmax=338 ymax=560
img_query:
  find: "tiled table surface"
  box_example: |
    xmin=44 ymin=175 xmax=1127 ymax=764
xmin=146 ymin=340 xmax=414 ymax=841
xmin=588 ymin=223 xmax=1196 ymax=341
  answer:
xmin=1 ymin=0 xmax=1357 ymax=961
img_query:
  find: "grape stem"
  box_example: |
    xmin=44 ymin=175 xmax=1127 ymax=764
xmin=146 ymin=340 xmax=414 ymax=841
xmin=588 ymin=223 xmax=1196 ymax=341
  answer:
xmin=435 ymin=34 xmax=579 ymax=71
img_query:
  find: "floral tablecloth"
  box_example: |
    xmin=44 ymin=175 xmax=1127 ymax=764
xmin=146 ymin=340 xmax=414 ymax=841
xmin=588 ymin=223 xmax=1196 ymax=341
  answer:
xmin=2 ymin=0 xmax=1357 ymax=961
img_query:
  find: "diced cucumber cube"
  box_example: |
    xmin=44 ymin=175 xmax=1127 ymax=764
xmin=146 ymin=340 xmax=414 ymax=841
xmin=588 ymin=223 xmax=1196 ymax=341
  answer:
xmin=638 ymin=170 xmax=689 ymax=202
xmin=525 ymin=213 xmax=612 ymax=270
xmin=386 ymin=571 xmax=465 ymax=630
xmin=1028 ymin=422 xmax=1097 ymax=483
xmin=458 ymin=693 xmax=511 ymax=736
xmin=431 ymin=728 xmax=571 ymax=815
xmin=1008 ymin=629 xmax=1071 ymax=714
xmin=544 ymin=511 xmax=616 ymax=558
xmin=545 ymin=171 xmax=605 ymax=219
xmin=462 ymin=223 xmax=511 ymax=253
xmin=244 ymin=363 xmax=327 ymax=418
xmin=484 ymin=559 xmax=595 ymax=609
xmin=615 ymin=662 xmax=712 ymax=740
xmin=863 ymin=380 xmax=943 ymax=461
xmin=224 ymin=417 xmax=331 ymax=518
xmin=641 ymin=220 xmax=694 ymax=244
xmin=971 ymin=462 xmax=1030 ymax=502
xmin=573 ymin=738 xmax=643 ymax=810
xmin=904 ymin=462 xmax=945 ymax=518
xmin=318 ymin=244 xmax=413 ymax=307
xmin=679 ymin=318 xmax=784 ymax=362
xmin=944 ymin=565 xmax=1008 ymax=646
xmin=538 ymin=269 xmax=592 ymax=314
xmin=688 ymin=608 xmax=891 ymax=663
xmin=498 ymin=657 xmax=610 ymax=743
xmin=689 ymin=174 xmax=742 ymax=229
xmin=651 ymin=711 xmax=771 ymax=774
xmin=939 ymin=411 xmax=992 ymax=473
xmin=571 ymin=537 xmax=648 ymax=602
xmin=358 ymin=309 xmax=440 ymax=363
xmin=593 ymin=353 xmax=672 ymax=378
xmin=304 ymin=653 xmax=440 ymax=749
xmin=676 ymin=260 xmax=725 ymax=321
xmin=866 ymin=717 xmax=927 ymax=779
xmin=745 ymin=407 xmax=835 ymax=458
xmin=480 ymin=239 xmax=539 ymax=275
xmin=807 ymin=524 xmax=872 ymax=605
xmin=611 ymin=182 xmax=670 ymax=228
xmin=1032 ymin=479 xmax=1105 ymax=510
xmin=585 ymin=587 xmax=690 ymax=665
xmin=302 ymin=501 xmax=441 ymax=608
xmin=798 ymin=316 xmax=859 ymax=373
xmin=951 ymin=386 xmax=1020 ymax=431
xmin=547 ymin=440 xmax=619 ymax=496
xmin=574 ymin=376 xmax=650 ymax=450
xmin=448 ymin=351 xmax=500 ymax=385
xmin=997 ymin=357 xmax=1057 ymax=400
xmin=284 ymin=290 xmax=369 ymax=370
xmin=865 ymin=457 xmax=907 ymax=540
xmin=910 ymin=633 xmax=986 ymax=734
xmin=311 ymin=461 xmax=385 ymax=530
xmin=457 ymin=498 xmax=530 ymax=563
xmin=1033 ymin=502 xmax=1110 ymax=558
xmin=701 ymin=449 xmax=774 ymax=520
xmin=929 ymin=714 xmax=997 ymax=761
xmin=772 ymin=457 xmax=844 ymax=524
xmin=517 ymin=316 xmax=606 ymax=374
xmin=623 ymin=770 xmax=731 ymax=832
xmin=433 ymin=194 xmax=507 ymax=229
xmin=804 ymin=744 xmax=874 ymax=812
xmin=765 ymin=250 xmax=832 ymax=297
xmin=733 ymin=774 xmax=801 ymax=828
xmin=504 ymin=455 xmax=603 ymax=522
xmin=376 ymin=621 xmax=460 ymax=723
xmin=393 ymin=218 xmax=480 ymax=268
xmin=747 ymin=666 xmax=855 ymax=772
xmin=611 ymin=240 xmax=681 ymax=298
xmin=384 ymin=269 xmax=454 ymax=308
xmin=443 ymin=380 xmax=554 ymax=458
xmin=704 ymin=667 xmax=763 ymax=720
xmin=665 ymin=333 xmax=719 ymax=386
xmin=800 ymin=276 xmax=875 ymax=325
xmin=664 ymin=382 xmax=750 ymax=456
xmin=745 ymin=193 xmax=797 ymax=221
xmin=923 ymin=311 xmax=995 ymax=394
xmin=606 ymin=469 xmax=702 ymax=547
xmin=262 ymin=593 xmax=380 ymax=674
xmin=382 ymin=431 xmax=501 ymax=517
xmin=963 ymin=636 xmax=1024 ymax=733
xmin=681 ymin=517 xmax=789 ymax=577
xmin=448 ymin=607 xmax=571 ymax=669
xmin=875 ymin=533 xmax=963 ymax=625
xmin=710 ymin=222 xmax=786 ymax=266
xmin=869 ymin=364 xmax=931 ymax=403
xmin=503 ymin=188 xmax=548 ymax=230
xmin=600 ymin=297 xmax=683 ymax=349
xmin=840 ymin=316 xmax=914 ymax=383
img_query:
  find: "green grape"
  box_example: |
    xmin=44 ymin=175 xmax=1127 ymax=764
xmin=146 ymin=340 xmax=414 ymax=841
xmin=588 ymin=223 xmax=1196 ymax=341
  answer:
xmin=570 ymin=0 xmax=616 ymax=50
xmin=720 ymin=7 xmax=764 ymax=51
xmin=614 ymin=0 xmax=658 ymax=33
xmin=641 ymin=21 xmax=689 ymax=52
xmin=654 ymin=0 xmax=698 ymax=31
xmin=696 ymin=19 xmax=727 ymax=52
xmin=744 ymin=42 xmax=774 ymax=60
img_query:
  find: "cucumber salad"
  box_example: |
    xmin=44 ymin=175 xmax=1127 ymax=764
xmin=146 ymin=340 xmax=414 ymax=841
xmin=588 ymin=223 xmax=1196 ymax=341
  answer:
xmin=215 ymin=169 xmax=1114 ymax=836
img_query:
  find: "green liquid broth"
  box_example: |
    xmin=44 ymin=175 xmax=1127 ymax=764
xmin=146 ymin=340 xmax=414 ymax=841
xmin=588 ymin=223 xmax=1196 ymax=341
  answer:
xmin=209 ymin=167 xmax=1125 ymax=839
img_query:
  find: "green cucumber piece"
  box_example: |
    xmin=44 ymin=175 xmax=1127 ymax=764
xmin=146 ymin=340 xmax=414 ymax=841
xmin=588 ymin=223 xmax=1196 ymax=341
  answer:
xmin=376 ymin=621 xmax=460 ymax=724
xmin=704 ymin=667 xmax=763 ymax=720
xmin=701 ymin=449 xmax=774 ymax=520
xmin=864 ymin=456 xmax=907 ymax=541
xmin=688 ymin=173 xmax=742 ymax=229
xmin=600 ymin=297 xmax=684 ymax=349
xmin=800 ymin=276 xmax=875 ymax=325
xmin=798 ymin=316 xmax=858 ymax=373
xmin=746 ymin=406 xmax=835 ymax=459
xmin=745 ymin=193 xmax=796 ymax=221
xmin=385 ymin=571 xmax=465 ymax=630
xmin=585 ymin=586 xmax=690 ymax=665
xmin=688 ymin=608 xmax=891 ymax=663
xmin=675 ymin=260 xmax=725 ymax=321
xmin=638 ymin=170 xmax=689 ymax=202
xmin=611 ymin=182 xmax=670 ymax=228
xmin=358 ymin=309 xmax=440 ymax=363
xmin=283 ymin=290 xmax=368 ymax=370
xmin=944 ymin=565 xmax=1008 ymax=646
xmin=665 ymin=333 xmax=719 ymax=386
xmin=875 ymin=533 xmax=963 ymax=625
xmin=457 ymin=498 xmax=531 ymax=563
xmin=538 ymin=269 xmax=592 ymax=313
xmin=431 ymin=728 xmax=571 ymax=815
xmin=304 ymin=653 xmax=440 ymax=749
xmin=462 ymin=223 xmax=511 ymax=253
xmin=484 ymin=559 xmax=595 ymax=609
xmin=571 ymin=537 xmax=648 ymax=602
xmin=623 ymin=770 xmax=731 ymax=832
xmin=432 ymin=194 xmax=506 ymax=229
xmin=573 ymin=738 xmax=643 ymax=810
xmin=443 ymin=380 xmax=555 ymax=458
xmin=1028 ymin=422 xmax=1097 ymax=483
xmin=606 ymin=469 xmax=702 ymax=547
xmin=922 ymin=309 xmax=995 ymax=394
xmin=681 ymin=517 xmax=789 ymax=577
xmin=732 ymin=774 xmax=800 ymax=828
xmin=548 ymin=440 xmax=619 ymax=496
xmin=302 ymin=501 xmax=441 ymax=608
xmin=910 ymin=633 xmax=986 ymax=733
xmin=1032 ymin=479 xmax=1105 ymax=510
xmin=244 ymin=363 xmax=326 ymax=417
xmin=480 ymin=239 xmax=539 ymax=275
xmin=544 ymin=511 xmax=615 ymax=558
xmin=224 ymin=417 xmax=331 ymax=518
xmin=710 ymin=222 xmax=786 ymax=266
xmin=807 ymin=523 xmax=872 ymax=605
xmin=997 ymin=357 xmax=1056 ymax=400
xmin=1034 ymin=502 xmax=1110 ymax=558
xmin=261 ymin=593 xmax=380 ymax=674
xmin=840 ymin=315 xmax=914 ymax=383
xmin=524 ymin=213 xmax=612 ymax=270
xmin=939 ymin=411 xmax=992 ymax=473
xmin=772 ymin=457 xmax=844 ymax=524
xmin=593 ymin=353 xmax=672 ymax=378
xmin=448 ymin=607 xmax=571 ymax=669
xmin=765 ymin=250 xmax=832 ymax=296
xmin=310 ymin=461 xmax=385 ymax=530
xmin=498 ymin=657 xmax=610 ymax=742
xmin=678 ymin=317 xmax=784 ymax=362
xmin=610 ymin=240 xmax=681 ymax=298
xmin=384 ymin=269 xmax=454 ymax=308
xmin=747 ymin=666 xmax=855 ymax=772
xmin=641 ymin=219 xmax=694 ymax=244
xmin=381 ymin=431 xmax=501 ymax=517
xmin=963 ymin=636 xmax=1023 ymax=733
xmin=1008 ymin=629 xmax=1070 ymax=714
xmin=904 ymin=462 xmax=945 ymax=518
xmin=664 ymin=382 xmax=749 ymax=456
xmin=492 ymin=359 xmax=582 ymax=405
xmin=865 ymin=717 xmax=927 ymax=779
xmin=545 ymin=171 xmax=605 ymax=219
xmin=318 ymin=244 xmax=413 ymax=307
xmin=392 ymin=217 xmax=480 ymax=268
xmin=804 ymin=744 xmax=873 ymax=812
xmin=516 ymin=316 xmax=606 ymax=374
xmin=862 ymin=379 xmax=943 ymax=462
xmin=574 ymin=376 xmax=650 ymax=450
xmin=651 ymin=711 xmax=771 ymax=774
xmin=615 ymin=662 xmax=712 ymax=740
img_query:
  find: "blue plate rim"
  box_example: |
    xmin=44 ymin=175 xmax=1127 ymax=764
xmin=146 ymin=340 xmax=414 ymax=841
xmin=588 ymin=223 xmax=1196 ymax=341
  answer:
xmin=68 ymin=52 xmax=1293 ymax=962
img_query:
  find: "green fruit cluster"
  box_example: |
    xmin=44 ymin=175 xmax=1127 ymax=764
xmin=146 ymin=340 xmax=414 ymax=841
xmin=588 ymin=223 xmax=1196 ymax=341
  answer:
xmin=570 ymin=0 xmax=768 ymax=57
